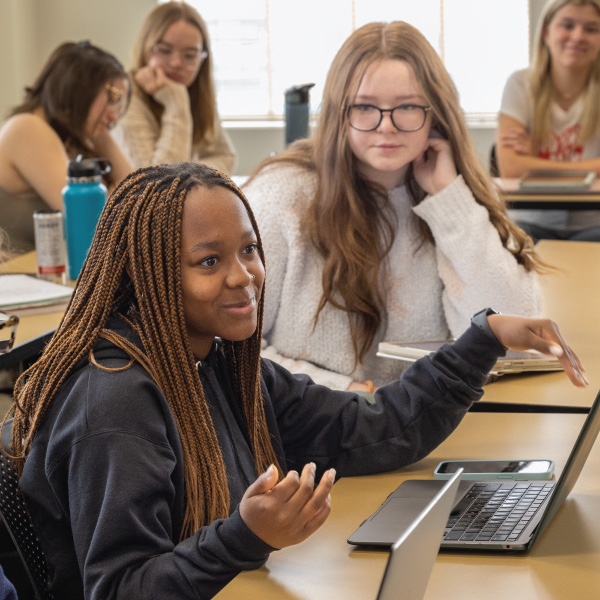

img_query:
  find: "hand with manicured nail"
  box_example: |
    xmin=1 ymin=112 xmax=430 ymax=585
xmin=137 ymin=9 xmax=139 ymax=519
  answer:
xmin=239 ymin=463 xmax=336 ymax=549
xmin=487 ymin=314 xmax=588 ymax=387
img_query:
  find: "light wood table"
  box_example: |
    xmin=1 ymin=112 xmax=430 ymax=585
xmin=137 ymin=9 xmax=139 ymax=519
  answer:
xmin=216 ymin=411 xmax=600 ymax=600
xmin=478 ymin=240 xmax=600 ymax=410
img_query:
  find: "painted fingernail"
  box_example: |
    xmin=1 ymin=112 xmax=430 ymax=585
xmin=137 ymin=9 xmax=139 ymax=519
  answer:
xmin=328 ymin=469 xmax=336 ymax=484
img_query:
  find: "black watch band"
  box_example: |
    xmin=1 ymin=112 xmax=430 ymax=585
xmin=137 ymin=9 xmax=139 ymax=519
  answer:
xmin=470 ymin=308 xmax=507 ymax=350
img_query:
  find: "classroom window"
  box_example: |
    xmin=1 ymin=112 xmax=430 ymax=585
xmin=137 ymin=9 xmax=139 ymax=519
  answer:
xmin=177 ymin=0 xmax=529 ymax=120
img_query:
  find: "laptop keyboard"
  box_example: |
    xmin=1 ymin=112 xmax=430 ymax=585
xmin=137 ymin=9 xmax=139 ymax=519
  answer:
xmin=443 ymin=482 xmax=554 ymax=542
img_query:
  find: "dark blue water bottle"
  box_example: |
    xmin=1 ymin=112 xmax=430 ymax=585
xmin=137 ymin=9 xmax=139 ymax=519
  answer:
xmin=284 ymin=83 xmax=315 ymax=145
xmin=62 ymin=155 xmax=111 ymax=280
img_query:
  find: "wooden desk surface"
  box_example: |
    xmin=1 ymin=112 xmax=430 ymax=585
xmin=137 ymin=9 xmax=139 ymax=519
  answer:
xmin=216 ymin=412 xmax=600 ymax=600
xmin=478 ymin=240 xmax=600 ymax=409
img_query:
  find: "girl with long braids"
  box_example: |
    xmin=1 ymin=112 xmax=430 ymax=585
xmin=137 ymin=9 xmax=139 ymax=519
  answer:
xmin=5 ymin=163 xmax=585 ymax=599
xmin=244 ymin=21 xmax=542 ymax=392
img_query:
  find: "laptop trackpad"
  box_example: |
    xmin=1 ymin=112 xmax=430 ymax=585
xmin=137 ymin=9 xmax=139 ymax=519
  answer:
xmin=347 ymin=480 xmax=466 ymax=546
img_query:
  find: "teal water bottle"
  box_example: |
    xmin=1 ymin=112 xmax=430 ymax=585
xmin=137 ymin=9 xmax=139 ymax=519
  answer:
xmin=63 ymin=155 xmax=111 ymax=280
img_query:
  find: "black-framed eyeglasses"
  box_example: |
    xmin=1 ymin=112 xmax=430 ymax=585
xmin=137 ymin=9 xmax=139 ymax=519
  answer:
xmin=150 ymin=42 xmax=208 ymax=69
xmin=0 ymin=312 xmax=19 ymax=354
xmin=346 ymin=103 xmax=431 ymax=132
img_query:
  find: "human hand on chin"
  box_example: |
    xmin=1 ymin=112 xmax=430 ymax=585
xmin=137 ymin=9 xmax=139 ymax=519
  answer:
xmin=135 ymin=65 xmax=173 ymax=96
xmin=412 ymin=136 xmax=458 ymax=196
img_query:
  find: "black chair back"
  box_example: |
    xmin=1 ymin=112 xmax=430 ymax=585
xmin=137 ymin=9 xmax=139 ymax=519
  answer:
xmin=0 ymin=420 xmax=54 ymax=600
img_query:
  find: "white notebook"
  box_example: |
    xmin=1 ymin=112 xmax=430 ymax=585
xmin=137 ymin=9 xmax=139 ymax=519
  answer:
xmin=377 ymin=340 xmax=562 ymax=376
xmin=0 ymin=274 xmax=72 ymax=312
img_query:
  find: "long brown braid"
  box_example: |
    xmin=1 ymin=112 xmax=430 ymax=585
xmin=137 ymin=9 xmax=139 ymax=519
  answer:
xmin=9 ymin=162 xmax=282 ymax=538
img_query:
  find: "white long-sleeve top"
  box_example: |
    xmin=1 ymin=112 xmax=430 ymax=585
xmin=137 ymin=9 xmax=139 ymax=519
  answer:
xmin=244 ymin=164 xmax=541 ymax=389
xmin=113 ymin=83 xmax=237 ymax=174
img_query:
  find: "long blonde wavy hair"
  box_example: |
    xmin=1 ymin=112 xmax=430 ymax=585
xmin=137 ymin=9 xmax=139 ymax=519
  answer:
xmin=531 ymin=0 xmax=600 ymax=145
xmin=247 ymin=21 xmax=540 ymax=366
xmin=9 ymin=163 xmax=282 ymax=539
xmin=132 ymin=1 xmax=218 ymax=147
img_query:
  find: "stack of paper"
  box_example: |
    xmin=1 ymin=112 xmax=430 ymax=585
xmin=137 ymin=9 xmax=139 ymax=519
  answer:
xmin=0 ymin=274 xmax=72 ymax=315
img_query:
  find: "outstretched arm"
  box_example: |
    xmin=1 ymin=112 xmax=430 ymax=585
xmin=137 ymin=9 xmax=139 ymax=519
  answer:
xmin=487 ymin=313 xmax=587 ymax=387
xmin=265 ymin=314 xmax=586 ymax=479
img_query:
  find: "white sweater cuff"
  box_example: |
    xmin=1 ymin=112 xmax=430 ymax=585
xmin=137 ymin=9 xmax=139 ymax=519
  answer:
xmin=412 ymin=175 xmax=488 ymax=232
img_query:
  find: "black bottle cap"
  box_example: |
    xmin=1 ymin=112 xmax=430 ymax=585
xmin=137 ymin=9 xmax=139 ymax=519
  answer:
xmin=67 ymin=154 xmax=112 ymax=178
xmin=284 ymin=83 xmax=315 ymax=105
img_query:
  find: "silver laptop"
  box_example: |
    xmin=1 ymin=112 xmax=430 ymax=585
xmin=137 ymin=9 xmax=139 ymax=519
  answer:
xmin=377 ymin=340 xmax=562 ymax=376
xmin=376 ymin=470 xmax=462 ymax=600
xmin=349 ymin=389 xmax=600 ymax=551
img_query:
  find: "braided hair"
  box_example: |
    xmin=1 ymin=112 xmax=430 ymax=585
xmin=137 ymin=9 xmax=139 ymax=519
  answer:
xmin=10 ymin=162 xmax=282 ymax=538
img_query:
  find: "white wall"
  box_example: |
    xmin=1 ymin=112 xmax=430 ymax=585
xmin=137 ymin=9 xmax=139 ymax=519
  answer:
xmin=0 ymin=0 xmax=547 ymax=176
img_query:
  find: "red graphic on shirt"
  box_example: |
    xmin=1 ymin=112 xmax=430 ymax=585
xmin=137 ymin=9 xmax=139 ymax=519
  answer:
xmin=538 ymin=124 xmax=584 ymax=161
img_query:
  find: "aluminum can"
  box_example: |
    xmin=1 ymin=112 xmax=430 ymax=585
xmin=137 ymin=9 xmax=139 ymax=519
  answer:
xmin=33 ymin=209 xmax=67 ymax=281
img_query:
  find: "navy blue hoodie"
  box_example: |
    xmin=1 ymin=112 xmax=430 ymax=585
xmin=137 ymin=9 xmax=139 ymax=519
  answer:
xmin=20 ymin=318 xmax=502 ymax=599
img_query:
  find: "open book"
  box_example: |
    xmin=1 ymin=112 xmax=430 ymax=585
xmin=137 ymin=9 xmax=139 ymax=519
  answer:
xmin=0 ymin=274 xmax=72 ymax=315
xmin=377 ymin=340 xmax=562 ymax=377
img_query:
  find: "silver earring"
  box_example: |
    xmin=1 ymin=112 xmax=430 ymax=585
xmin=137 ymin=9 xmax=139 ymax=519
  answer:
xmin=251 ymin=274 xmax=256 ymax=282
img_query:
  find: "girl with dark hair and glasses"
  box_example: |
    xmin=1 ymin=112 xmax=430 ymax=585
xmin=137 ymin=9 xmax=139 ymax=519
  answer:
xmin=0 ymin=41 xmax=133 ymax=254
xmin=244 ymin=21 xmax=543 ymax=392
xmin=113 ymin=2 xmax=236 ymax=174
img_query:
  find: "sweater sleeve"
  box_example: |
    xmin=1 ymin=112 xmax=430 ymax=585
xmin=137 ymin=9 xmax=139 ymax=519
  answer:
xmin=114 ymin=84 xmax=193 ymax=167
xmin=412 ymin=175 xmax=541 ymax=338
xmin=42 ymin=369 xmax=272 ymax=599
xmin=262 ymin=322 xmax=503 ymax=478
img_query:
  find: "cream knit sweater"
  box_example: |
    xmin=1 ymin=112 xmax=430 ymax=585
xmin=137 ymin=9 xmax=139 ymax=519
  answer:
xmin=244 ymin=164 xmax=541 ymax=390
xmin=113 ymin=83 xmax=236 ymax=174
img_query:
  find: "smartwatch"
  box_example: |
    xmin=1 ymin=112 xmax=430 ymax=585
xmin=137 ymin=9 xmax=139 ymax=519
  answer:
xmin=470 ymin=308 xmax=507 ymax=350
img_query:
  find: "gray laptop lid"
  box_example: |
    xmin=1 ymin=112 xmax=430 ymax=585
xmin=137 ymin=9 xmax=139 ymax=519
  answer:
xmin=376 ymin=470 xmax=462 ymax=600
